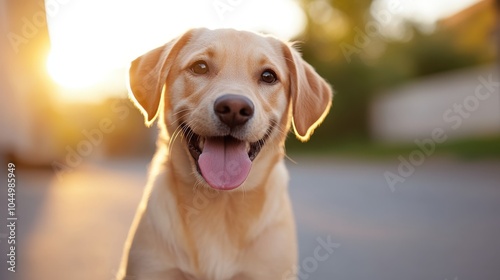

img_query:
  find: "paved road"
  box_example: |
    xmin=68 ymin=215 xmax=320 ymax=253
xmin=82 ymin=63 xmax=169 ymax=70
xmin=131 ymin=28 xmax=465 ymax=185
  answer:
xmin=1 ymin=156 xmax=499 ymax=280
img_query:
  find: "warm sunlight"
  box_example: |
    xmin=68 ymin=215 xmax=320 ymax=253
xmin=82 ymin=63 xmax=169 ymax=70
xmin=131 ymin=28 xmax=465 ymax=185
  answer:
xmin=47 ymin=51 xmax=107 ymax=89
xmin=376 ymin=0 xmax=483 ymax=30
xmin=45 ymin=0 xmax=306 ymax=101
xmin=45 ymin=0 xmax=482 ymax=102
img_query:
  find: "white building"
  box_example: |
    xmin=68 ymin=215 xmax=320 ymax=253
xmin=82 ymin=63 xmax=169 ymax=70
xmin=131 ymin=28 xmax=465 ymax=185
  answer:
xmin=370 ymin=65 xmax=500 ymax=143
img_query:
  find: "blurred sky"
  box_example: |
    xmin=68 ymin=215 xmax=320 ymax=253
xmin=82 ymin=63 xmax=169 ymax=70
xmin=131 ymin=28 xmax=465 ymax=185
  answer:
xmin=386 ymin=0 xmax=484 ymax=25
xmin=45 ymin=0 xmax=482 ymax=102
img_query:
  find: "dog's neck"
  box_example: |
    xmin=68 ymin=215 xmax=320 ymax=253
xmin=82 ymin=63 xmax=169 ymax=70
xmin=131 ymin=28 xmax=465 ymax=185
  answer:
xmin=143 ymin=139 xmax=289 ymax=274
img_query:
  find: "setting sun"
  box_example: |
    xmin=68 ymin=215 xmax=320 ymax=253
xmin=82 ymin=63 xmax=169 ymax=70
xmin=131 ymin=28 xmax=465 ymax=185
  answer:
xmin=47 ymin=50 xmax=107 ymax=89
xmin=45 ymin=0 xmax=306 ymax=100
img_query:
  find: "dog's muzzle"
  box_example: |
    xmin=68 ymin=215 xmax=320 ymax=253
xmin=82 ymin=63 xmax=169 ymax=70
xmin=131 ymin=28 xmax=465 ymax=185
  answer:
xmin=180 ymin=94 xmax=273 ymax=190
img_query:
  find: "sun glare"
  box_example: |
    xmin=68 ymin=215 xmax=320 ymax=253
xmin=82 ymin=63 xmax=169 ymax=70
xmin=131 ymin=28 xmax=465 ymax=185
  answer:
xmin=46 ymin=0 xmax=481 ymax=99
xmin=45 ymin=0 xmax=306 ymax=99
xmin=47 ymin=50 xmax=107 ymax=89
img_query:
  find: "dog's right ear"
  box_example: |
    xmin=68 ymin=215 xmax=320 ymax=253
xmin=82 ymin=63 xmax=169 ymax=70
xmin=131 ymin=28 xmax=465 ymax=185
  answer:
xmin=127 ymin=30 xmax=195 ymax=126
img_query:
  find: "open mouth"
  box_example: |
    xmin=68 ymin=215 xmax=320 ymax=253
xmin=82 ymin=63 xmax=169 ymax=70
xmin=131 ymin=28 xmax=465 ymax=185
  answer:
xmin=180 ymin=123 xmax=272 ymax=190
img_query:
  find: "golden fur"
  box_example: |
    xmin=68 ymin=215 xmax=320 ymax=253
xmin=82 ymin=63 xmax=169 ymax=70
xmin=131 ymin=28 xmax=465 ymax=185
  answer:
xmin=118 ymin=28 xmax=332 ymax=280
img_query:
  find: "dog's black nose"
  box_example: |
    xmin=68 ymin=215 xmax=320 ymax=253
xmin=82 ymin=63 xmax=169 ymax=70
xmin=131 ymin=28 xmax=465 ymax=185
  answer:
xmin=214 ymin=94 xmax=254 ymax=128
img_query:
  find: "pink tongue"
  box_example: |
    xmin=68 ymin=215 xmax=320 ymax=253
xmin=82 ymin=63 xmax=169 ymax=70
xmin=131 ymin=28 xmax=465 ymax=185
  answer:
xmin=198 ymin=137 xmax=251 ymax=190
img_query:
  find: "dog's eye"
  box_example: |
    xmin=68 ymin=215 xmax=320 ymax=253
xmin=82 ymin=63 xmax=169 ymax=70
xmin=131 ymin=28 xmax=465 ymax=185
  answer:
xmin=190 ymin=61 xmax=209 ymax=74
xmin=261 ymin=70 xmax=278 ymax=84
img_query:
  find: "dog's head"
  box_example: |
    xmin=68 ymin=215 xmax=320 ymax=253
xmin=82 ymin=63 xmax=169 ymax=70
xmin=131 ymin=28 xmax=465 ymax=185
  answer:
xmin=129 ymin=28 xmax=332 ymax=190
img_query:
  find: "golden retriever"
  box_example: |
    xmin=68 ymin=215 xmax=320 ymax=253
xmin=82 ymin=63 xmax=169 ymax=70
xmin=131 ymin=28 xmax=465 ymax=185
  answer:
xmin=118 ymin=28 xmax=332 ymax=280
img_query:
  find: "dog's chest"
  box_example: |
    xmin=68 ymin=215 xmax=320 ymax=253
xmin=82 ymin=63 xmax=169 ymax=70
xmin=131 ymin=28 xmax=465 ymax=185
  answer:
xmin=172 ymin=224 xmax=243 ymax=280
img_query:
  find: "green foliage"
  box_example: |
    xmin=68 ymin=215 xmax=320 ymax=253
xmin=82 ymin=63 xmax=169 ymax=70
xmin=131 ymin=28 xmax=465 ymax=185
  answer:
xmin=288 ymin=135 xmax=500 ymax=160
xmin=291 ymin=0 xmax=492 ymax=150
xmin=392 ymin=29 xmax=483 ymax=77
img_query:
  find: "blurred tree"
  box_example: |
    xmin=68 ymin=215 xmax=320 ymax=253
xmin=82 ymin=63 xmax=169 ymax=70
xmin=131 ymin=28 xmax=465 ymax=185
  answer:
xmin=291 ymin=0 xmax=377 ymax=147
xmin=288 ymin=0 xmax=494 ymax=150
xmin=300 ymin=0 xmax=374 ymax=62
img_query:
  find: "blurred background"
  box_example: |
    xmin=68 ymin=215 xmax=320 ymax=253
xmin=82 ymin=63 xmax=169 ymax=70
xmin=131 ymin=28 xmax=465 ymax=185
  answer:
xmin=0 ymin=0 xmax=499 ymax=279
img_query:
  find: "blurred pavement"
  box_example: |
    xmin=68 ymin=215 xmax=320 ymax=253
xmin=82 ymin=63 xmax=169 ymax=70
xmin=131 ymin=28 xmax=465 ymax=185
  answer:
xmin=1 ymin=156 xmax=500 ymax=280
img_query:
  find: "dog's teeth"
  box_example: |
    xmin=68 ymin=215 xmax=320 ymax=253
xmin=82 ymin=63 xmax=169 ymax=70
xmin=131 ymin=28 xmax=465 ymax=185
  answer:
xmin=199 ymin=138 xmax=205 ymax=150
xmin=246 ymin=142 xmax=251 ymax=153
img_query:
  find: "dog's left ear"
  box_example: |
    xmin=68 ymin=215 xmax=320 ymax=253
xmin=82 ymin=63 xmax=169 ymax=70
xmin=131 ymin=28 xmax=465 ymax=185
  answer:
xmin=282 ymin=44 xmax=333 ymax=142
xmin=128 ymin=29 xmax=196 ymax=126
